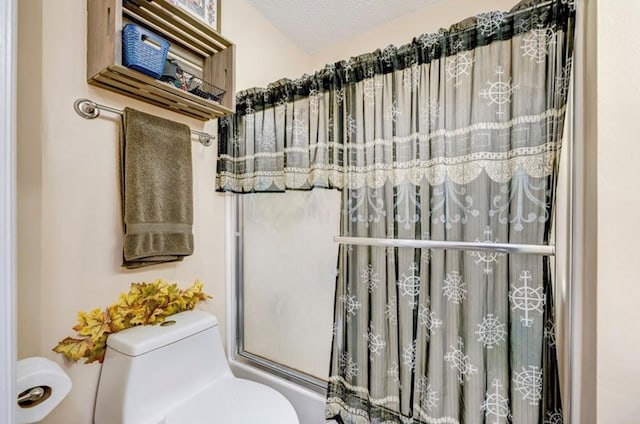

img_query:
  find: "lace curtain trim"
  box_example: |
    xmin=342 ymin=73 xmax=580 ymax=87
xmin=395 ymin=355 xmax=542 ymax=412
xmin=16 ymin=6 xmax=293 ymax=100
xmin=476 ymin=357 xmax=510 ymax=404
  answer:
xmin=217 ymin=142 xmax=560 ymax=191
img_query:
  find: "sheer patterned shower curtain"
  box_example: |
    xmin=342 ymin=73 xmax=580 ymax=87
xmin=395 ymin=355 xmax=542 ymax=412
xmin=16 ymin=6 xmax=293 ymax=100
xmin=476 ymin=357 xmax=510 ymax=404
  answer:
xmin=217 ymin=1 xmax=575 ymax=423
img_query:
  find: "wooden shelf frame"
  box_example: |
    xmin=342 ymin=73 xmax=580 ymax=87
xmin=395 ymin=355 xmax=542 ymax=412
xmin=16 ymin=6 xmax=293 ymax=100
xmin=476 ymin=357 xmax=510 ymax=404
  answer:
xmin=87 ymin=0 xmax=235 ymax=121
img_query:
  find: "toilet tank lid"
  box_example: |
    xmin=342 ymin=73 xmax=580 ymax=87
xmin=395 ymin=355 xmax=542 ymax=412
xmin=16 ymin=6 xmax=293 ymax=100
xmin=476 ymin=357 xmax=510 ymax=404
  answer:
xmin=106 ymin=310 xmax=218 ymax=357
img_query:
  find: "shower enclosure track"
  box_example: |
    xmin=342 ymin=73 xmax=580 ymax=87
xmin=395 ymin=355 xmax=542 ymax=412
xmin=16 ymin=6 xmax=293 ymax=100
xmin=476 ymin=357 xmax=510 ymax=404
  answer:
xmin=334 ymin=236 xmax=555 ymax=255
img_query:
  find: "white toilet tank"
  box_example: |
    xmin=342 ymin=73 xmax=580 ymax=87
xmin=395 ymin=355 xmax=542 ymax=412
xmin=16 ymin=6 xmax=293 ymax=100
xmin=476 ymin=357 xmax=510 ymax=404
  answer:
xmin=94 ymin=310 xmax=233 ymax=424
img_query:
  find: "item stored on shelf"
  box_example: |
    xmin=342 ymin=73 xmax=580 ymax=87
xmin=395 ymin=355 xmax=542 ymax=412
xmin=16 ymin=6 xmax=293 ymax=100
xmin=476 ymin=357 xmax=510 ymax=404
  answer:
xmin=122 ymin=24 xmax=170 ymax=79
xmin=161 ymin=59 xmax=226 ymax=102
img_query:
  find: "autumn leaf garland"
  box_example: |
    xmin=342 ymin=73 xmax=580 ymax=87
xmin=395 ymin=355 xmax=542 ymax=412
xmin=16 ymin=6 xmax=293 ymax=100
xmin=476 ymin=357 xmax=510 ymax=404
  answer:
xmin=53 ymin=279 xmax=211 ymax=364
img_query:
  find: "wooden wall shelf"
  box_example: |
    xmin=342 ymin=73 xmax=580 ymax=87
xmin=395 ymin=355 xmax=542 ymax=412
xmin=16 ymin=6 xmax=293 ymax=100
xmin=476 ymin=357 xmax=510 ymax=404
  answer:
xmin=87 ymin=0 xmax=235 ymax=121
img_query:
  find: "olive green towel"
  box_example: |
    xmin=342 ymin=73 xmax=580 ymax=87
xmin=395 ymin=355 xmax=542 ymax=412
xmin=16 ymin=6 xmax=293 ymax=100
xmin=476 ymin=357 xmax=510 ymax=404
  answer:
xmin=121 ymin=108 xmax=194 ymax=268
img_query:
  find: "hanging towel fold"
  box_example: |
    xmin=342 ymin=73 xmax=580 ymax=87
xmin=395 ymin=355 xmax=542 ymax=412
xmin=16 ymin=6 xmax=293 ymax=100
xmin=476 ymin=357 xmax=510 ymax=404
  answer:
xmin=121 ymin=107 xmax=194 ymax=268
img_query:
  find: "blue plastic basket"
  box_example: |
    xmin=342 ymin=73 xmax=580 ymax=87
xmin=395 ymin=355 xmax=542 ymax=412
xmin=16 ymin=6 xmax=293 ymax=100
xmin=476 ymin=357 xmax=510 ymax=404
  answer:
xmin=122 ymin=24 xmax=170 ymax=79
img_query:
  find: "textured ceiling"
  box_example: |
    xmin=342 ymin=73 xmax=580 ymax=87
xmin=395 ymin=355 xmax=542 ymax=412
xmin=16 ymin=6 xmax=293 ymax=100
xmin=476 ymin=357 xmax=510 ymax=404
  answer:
xmin=245 ymin=0 xmax=445 ymax=53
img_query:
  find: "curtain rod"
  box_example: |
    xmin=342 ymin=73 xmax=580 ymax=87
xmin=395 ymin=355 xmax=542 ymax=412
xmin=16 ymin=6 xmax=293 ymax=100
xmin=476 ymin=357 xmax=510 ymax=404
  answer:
xmin=509 ymin=0 xmax=556 ymax=16
xmin=334 ymin=236 xmax=555 ymax=256
xmin=445 ymin=0 xmax=561 ymax=37
xmin=73 ymin=98 xmax=215 ymax=146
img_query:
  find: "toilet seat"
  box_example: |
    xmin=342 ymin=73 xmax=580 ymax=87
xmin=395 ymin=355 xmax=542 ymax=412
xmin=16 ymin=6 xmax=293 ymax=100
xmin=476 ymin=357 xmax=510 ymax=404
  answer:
xmin=164 ymin=377 xmax=299 ymax=424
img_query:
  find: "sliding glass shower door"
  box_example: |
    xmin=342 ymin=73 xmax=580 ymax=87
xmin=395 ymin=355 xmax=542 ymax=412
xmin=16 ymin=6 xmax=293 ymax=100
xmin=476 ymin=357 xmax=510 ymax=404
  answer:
xmin=238 ymin=189 xmax=340 ymax=384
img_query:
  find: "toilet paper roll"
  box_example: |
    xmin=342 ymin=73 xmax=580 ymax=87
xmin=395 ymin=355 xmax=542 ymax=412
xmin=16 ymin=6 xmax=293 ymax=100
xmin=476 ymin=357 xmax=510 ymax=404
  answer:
xmin=16 ymin=357 xmax=72 ymax=424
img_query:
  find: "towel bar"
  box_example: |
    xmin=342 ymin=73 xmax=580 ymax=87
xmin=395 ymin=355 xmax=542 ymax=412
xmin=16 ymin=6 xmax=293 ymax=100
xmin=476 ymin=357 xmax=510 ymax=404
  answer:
xmin=73 ymin=98 xmax=216 ymax=146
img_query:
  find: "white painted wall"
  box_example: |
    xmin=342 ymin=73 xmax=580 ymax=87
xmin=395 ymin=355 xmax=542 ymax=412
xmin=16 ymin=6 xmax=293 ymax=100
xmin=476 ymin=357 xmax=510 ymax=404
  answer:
xmin=596 ymin=1 xmax=640 ymax=422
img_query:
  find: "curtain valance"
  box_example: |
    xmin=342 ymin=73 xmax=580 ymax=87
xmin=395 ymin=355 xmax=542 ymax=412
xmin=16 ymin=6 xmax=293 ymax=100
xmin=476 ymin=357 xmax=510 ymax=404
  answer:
xmin=217 ymin=0 xmax=575 ymax=194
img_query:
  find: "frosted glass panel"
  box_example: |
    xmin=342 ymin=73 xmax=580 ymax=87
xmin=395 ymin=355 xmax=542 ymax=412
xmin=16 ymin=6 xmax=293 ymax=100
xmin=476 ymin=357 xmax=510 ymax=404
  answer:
xmin=243 ymin=190 xmax=340 ymax=380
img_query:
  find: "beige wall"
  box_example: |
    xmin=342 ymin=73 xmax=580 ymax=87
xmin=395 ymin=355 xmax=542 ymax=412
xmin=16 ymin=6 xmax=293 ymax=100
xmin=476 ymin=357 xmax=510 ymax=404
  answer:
xmin=309 ymin=0 xmax=518 ymax=69
xmin=16 ymin=0 xmax=308 ymax=423
xmin=224 ymin=0 xmax=311 ymax=89
xmin=596 ymin=1 xmax=640 ymax=422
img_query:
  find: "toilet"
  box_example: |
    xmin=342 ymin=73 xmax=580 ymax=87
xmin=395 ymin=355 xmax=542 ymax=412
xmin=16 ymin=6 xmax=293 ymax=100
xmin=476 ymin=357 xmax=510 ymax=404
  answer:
xmin=94 ymin=310 xmax=299 ymax=424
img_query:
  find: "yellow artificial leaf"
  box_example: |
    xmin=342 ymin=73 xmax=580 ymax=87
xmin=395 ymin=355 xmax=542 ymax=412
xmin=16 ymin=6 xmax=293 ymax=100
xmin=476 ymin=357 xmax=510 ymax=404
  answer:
xmin=107 ymin=304 xmax=127 ymax=332
xmin=184 ymin=280 xmax=204 ymax=298
xmin=136 ymin=281 xmax=164 ymax=301
xmin=108 ymin=294 xmax=134 ymax=326
xmin=52 ymin=337 xmax=94 ymax=362
xmin=164 ymin=300 xmax=184 ymax=316
xmin=145 ymin=306 xmax=166 ymax=325
xmin=128 ymin=307 xmax=150 ymax=325
xmin=73 ymin=308 xmax=112 ymax=342
xmin=113 ymin=291 xmax=137 ymax=310
xmin=183 ymin=280 xmax=211 ymax=309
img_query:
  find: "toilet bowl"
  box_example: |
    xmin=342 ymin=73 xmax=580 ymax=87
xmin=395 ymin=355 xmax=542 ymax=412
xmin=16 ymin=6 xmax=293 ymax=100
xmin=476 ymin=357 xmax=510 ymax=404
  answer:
xmin=165 ymin=377 xmax=297 ymax=423
xmin=94 ymin=310 xmax=299 ymax=424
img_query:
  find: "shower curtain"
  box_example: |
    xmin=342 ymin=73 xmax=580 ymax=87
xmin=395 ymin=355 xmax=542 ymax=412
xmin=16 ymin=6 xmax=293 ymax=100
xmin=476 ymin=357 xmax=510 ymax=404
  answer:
xmin=216 ymin=0 xmax=575 ymax=422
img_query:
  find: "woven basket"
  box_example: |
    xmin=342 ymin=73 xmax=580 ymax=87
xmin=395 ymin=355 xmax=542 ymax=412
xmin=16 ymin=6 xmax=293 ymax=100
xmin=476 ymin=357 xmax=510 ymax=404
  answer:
xmin=122 ymin=24 xmax=170 ymax=79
